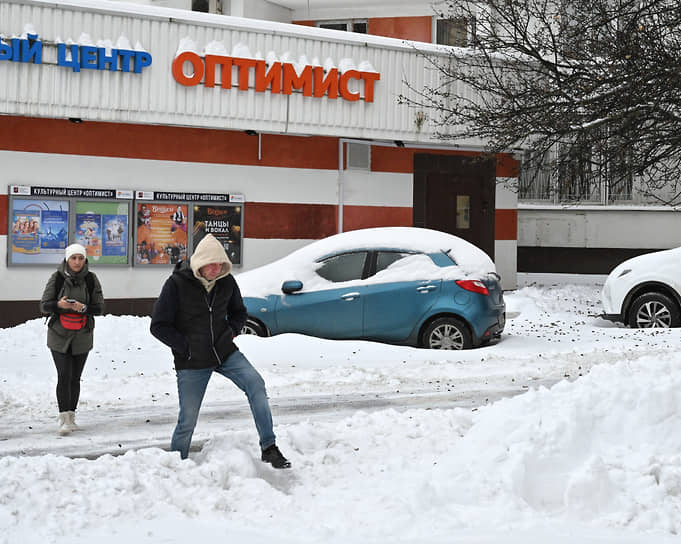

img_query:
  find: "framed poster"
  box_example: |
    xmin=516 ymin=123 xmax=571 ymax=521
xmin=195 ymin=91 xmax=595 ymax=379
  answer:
xmin=9 ymin=198 xmax=69 ymax=264
xmin=75 ymin=200 xmax=131 ymax=264
xmin=192 ymin=204 xmax=242 ymax=264
xmin=135 ymin=202 xmax=188 ymax=265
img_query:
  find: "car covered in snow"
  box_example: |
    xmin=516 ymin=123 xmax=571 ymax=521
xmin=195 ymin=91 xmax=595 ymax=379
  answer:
xmin=601 ymin=246 xmax=681 ymax=328
xmin=236 ymin=227 xmax=506 ymax=349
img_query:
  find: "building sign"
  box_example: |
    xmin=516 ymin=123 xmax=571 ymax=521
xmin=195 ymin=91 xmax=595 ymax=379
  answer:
xmin=134 ymin=191 xmax=243 ymax=266
xmin=172 ymin=52 xmax=380 ymax=102
xmin=0 ymin=34 xmax=152 ymax=73
xmin=7 ymin=186 xmax=133 ymax=266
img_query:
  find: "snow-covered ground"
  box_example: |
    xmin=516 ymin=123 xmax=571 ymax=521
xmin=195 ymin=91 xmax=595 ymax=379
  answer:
xmin=1 ymin=282 xmax=680 ymax=543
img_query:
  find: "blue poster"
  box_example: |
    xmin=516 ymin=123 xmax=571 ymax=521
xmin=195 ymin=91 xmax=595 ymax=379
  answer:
xmin=10 ymin=199 xmax=70 ymax=264
xmin=11 ymin=210 xmax=40 ymax=254
xmin=40 ymin=210 xmax=68 ymax=250
xmin=75 ymin=213 xmax=103 ymax=258
xmin=102 ymin=214 xmax=128 ymax=257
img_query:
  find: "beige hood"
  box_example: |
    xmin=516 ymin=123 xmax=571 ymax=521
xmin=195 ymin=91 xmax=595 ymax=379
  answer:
xmin=189 ymin=234 xmax=232 ymax=290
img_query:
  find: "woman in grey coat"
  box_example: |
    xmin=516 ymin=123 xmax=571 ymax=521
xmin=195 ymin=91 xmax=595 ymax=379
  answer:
xmin=40 ymin=243 xmax=105 ymax=435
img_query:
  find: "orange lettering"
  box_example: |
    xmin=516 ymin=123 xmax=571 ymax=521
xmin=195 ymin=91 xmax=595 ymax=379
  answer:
xmin=339 ymin=70 xmax=361 ymax=101
xmin=232 ymin=57 xmax=257 ymax=90
xmin=172 ymin=52 xmax=204 ymax=86
xmin=313 ymin=67 xmax=338 ymax=99
xmin=255 ymin=60 xmax=282 ymax=93
xmin=360 ymin=71 xmax=380 ymax=103
xmin=282 ymin=63 xmax=313 ymax=96
xmin=205 ymin=55 xmax=232 ymax=88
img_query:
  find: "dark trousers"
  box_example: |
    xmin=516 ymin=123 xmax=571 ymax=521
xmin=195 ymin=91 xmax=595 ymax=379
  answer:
xmin=51 ymin=349 xmax=88 ymax=412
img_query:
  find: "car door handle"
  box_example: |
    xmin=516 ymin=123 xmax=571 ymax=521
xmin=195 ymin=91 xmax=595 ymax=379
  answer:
xmin=341 ymin=292 xmax=361 ymax=301
xmin=416 ymin=285 xmax=438 ymax=293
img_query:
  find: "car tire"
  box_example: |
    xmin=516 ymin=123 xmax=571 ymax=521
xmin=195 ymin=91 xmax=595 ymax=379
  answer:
xmin=241 ymin=318 xmax=267 ymax=336
xmin=628 ymin=292 xmax=681 ymax=328
xmin=421 ymin=317 xmax=472 ymax=350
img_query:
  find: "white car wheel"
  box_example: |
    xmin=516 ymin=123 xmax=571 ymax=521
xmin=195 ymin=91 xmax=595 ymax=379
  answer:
xmin=628 ymin=293 xmax=681 ymax=328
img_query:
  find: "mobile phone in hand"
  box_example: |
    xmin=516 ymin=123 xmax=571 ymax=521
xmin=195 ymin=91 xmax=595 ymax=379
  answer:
xmin=66 ymin=298 xmax=77 ymax=303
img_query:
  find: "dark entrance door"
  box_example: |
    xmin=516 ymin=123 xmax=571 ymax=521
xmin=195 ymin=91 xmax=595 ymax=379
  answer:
xmin=413 ymin=153 xmax=496 ymax=259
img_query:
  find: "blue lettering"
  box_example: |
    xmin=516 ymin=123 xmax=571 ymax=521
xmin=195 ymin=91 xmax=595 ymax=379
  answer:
xmin=118 ymin=49 xmax=134 ymax=72
xmin=79 ymin=45 xmax=98 ymax=69
xmin=0 ymin=40 xmax=11 ymax=61
xmin=97 ymin=47 xmax=118 ymax=71
xmin=20 ymin=34 xmax=42 ymax=64
xmin=134 ymin=51 xmax=152 ymax=73
xmin=57 ymin=43 xmax=81 ymax=72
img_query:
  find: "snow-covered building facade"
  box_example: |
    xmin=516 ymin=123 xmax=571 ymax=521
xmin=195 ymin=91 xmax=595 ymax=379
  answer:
xmin=0 ymin=0 xmax=518 ymax=327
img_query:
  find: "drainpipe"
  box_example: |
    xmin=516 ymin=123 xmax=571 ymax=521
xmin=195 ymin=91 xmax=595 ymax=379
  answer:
xmin=338 ymin=138 xmax=344 ymax=233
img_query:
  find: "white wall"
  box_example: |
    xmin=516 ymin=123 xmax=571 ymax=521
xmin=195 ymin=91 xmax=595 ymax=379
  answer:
xmin=518 ymin=206 xmax=681 ymax=249
xmin=0 ymin=149 xmax=416 ymax=301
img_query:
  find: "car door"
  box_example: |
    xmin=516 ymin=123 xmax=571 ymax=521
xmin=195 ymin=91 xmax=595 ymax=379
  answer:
xmin=272 ymin=251 xmax=367 ymax=339
xmin=362 ymin=251 xmax=442 ymax=341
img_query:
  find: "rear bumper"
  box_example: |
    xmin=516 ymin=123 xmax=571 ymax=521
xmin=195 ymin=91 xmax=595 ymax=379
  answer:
xmin=478 ymin=312 xmax=505 ymax=343
xmin=600 ymin=312 xmax=623 ymax=324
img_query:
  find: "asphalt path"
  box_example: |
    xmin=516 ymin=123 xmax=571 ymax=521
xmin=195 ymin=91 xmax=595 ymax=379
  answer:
xmin=0 ymin=381 xmax=555 ymax=460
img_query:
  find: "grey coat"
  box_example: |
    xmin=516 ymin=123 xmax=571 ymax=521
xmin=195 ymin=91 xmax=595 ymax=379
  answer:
xmin=40 ymin=260 xmax=105 ymax=355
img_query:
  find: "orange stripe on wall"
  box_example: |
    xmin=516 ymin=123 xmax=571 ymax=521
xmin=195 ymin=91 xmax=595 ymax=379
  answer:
xmin=0 ymin=194 xmax=7 ymax=236
xmin=496 ymin=153 xmax=520 ymax=178
xmin=495 ymin=209 xmax=518 ymax=240
xmin=243 ymin=203 xmax=412 ymax=239
xmin=342 ymin=205 xmax=412 ymax=232
xmin=245 ymin=202 xmax=338 ymax=239
xmin=368 ymin=16 xmax=432 ymax=42
xmin=0 ymin=116 xmax=340 ymax=170
xmin=372 ymin=146 xmax=519 ymax=177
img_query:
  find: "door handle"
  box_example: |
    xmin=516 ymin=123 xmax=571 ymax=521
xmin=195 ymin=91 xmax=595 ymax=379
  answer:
xmin=341 ymin=292 xmax=361 ymax=301
xmin=416 ymin=285 xmax=437 ymax=293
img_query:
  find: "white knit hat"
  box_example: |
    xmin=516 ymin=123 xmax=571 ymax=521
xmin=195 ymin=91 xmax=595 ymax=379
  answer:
xmin=64 ymin=243 xmax=87 ymax=261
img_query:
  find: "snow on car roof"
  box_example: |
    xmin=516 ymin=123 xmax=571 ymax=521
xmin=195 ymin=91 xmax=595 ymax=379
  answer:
xmin=236 ymin=227 xmax=496 ymax=298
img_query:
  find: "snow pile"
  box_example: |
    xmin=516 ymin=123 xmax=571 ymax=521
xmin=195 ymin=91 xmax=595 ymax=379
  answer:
xmin=0 ymin=283 xmax=680 ymax=543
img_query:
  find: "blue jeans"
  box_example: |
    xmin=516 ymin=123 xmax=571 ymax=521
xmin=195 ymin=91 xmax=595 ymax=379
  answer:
xmin=171 ymin=350 xmax=276 ymax=459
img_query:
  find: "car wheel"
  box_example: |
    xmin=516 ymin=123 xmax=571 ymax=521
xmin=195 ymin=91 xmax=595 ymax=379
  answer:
xmin=241 ymin=318 xmax=267 ymax=336
xmin=628 ymin=293 xmax=681 ymax=328
xmin=421 ymin=317 xmax=472 ymax=350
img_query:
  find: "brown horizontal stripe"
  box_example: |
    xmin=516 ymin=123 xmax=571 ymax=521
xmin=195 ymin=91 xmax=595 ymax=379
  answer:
xmin=0 ymin=116 xmax=340 ymax=169
xmin=0 ymin=116 xmax=519 ymax=176
xmin=0 ymin=195 xmax=7 ymax=236
xmin=342 ymin=205 xmax=412 ymax=231
xmin=245 ymin=202 xmax=338 ymax=238
xmin=494 ymin=209 xmax=518 ymax=240
xmin=518 ymin=246 xmax=661 ymax=274
xmin=372 ymin=146 xmax=519 ymax=178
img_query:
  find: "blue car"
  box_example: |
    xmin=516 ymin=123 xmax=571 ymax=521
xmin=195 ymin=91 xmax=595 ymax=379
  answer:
xmin=236 ymin=227 xmax=505 ymax=350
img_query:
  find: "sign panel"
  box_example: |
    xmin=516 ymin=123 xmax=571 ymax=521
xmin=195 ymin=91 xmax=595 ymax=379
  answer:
xmin=10 ymin=199 xmax=69 ymax=264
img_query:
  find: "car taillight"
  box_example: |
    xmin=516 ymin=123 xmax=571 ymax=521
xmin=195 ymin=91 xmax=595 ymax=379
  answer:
xmin=455 ymin=279 xmax=489 ymax=295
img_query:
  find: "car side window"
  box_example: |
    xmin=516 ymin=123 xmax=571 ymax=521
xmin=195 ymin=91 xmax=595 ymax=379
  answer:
xmin=316 ymin=252 xmax=368 ymax=282
xmin=375 ymin=251 xmax=412 ymax=274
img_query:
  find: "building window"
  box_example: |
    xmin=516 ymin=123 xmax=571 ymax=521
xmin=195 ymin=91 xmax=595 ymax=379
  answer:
xmin=519 ymin=145 xmax=634 ymax=204
xmin=317 ymin=20 xmax=368 ymax=34
xmin=436 ymin=17 xmax=475 ymax=47
xmin=192 ymin=0 xmax=223 ymax=14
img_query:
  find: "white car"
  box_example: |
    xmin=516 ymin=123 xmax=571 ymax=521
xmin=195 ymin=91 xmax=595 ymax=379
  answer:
xmin=601 ymin=247 xmax=681 ymax=328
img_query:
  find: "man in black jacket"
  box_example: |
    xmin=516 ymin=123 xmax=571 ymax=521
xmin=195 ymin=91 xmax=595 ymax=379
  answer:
xmin=150 ymin=234 xmax=290 ymax=468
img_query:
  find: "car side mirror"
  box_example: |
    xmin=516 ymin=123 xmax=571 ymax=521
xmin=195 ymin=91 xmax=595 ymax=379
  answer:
xmin=281 ymin=280 xmax=303 ymax=294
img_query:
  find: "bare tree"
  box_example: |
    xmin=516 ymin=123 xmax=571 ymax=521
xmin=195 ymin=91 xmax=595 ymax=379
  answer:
xmin=401 ymin=0 xmax=681 ymax=204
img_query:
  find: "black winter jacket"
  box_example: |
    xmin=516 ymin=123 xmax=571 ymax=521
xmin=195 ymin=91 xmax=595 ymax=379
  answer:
xmin=150 ymin=260 xmax=247 ymax=370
